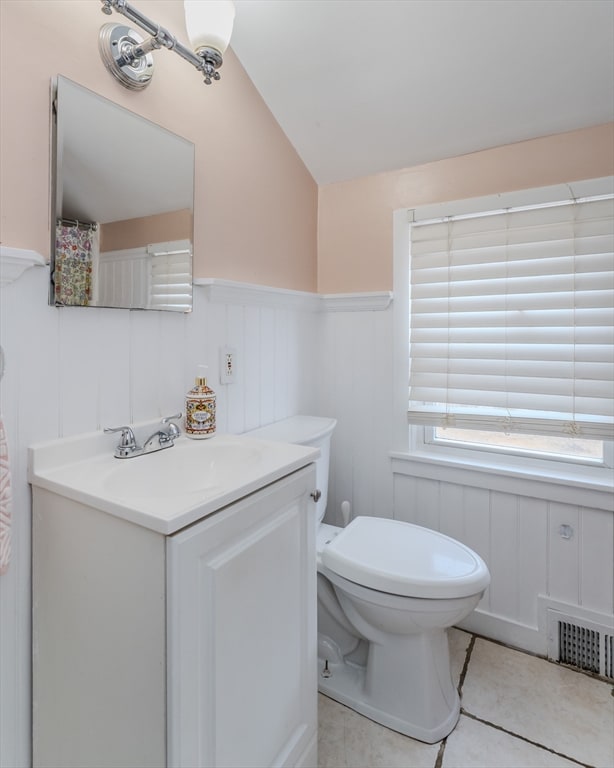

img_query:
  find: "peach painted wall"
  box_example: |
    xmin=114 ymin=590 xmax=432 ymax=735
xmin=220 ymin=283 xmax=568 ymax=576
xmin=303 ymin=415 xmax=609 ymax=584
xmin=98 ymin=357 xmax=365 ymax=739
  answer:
xmin=0 ymin=1 xmax=317 ymax=291
xmin=317 ymin=123 xmax=614 ymax=293
xmin=101 ymin=210 xmax=192 ymax=252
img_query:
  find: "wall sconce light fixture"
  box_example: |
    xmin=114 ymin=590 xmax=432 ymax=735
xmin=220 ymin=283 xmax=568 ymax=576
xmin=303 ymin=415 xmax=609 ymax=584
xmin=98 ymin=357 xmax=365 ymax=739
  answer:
xmin=99 ymin=0 xmax=235 ymax=90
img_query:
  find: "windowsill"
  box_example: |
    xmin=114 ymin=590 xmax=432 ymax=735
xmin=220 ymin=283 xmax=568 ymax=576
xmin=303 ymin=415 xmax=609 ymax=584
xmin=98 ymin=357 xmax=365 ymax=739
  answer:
xmin=389 ymin=449 xmax=614 ymax=512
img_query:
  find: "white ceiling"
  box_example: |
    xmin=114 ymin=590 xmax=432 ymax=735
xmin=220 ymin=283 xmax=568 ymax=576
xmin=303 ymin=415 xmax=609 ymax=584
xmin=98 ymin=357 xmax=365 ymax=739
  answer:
xmin=230 ymin=0 xmax=614 ymax=185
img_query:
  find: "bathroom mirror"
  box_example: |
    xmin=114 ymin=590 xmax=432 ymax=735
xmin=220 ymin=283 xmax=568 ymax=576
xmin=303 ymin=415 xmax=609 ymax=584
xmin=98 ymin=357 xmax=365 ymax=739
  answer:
xmin=50 ymin=76 xmax=194 ymax=311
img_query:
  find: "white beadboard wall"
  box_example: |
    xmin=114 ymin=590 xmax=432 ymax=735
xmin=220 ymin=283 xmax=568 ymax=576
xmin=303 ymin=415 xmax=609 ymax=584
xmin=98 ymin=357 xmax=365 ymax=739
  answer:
xmin=391 ymin=468 xmax=614 ymax=652
xmin=0 ymin=265 xmax=321 ymax=768
xmin=1 ymin=265 xmax=613 ymax=767
xmin=321 ymin=302 xmax=614 ymax=656
xmin=318 ymin=305 xmax=396 ymax=527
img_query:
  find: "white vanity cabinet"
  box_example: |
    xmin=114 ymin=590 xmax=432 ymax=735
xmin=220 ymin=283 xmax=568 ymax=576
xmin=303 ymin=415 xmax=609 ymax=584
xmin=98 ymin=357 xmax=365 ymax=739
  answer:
xmin=32 ymin=458 xmax=317 ymax=768
xmin=167 ymin=466 xmax=317 ymax=768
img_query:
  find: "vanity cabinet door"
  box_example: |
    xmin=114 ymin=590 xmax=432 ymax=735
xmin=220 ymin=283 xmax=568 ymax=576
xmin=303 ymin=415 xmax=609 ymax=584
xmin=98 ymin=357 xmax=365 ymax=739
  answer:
xmin=167 ymin=465 xmax=317 ymax=768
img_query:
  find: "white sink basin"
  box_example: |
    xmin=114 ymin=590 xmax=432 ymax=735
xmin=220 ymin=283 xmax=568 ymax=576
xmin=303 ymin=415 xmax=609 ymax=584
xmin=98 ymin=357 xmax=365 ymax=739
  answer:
xmin=101 ymin=440 xmax=262 ymax=500
xmin=29 ymin=426 xmax=318 ymax=534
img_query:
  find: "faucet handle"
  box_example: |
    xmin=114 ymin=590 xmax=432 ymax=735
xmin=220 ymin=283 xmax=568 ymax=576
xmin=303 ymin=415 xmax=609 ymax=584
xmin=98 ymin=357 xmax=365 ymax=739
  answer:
xmin=161 ymin=413 xmax=182 ymax=438
xmin=104 ymin=425 xmax=137 ymax=450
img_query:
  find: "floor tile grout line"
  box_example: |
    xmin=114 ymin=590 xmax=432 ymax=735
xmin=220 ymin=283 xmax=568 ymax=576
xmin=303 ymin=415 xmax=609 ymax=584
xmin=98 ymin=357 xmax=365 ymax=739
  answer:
xmin=433 ymin=631 xmax=477 ymax=768
xmin=460 ymin=632 xmax=609 ymax=768
xmin=457 ymin=633 xmax=476 ymax=695
xmin=319 ymin=631 xmax=610 ymax=767
xmin=459 ymin=710 xmax=595 ymax=768
xmin=468 ymin=630 xmax=612 ymax=686
xmin=433 ymin=738 xmax=447 ymax=768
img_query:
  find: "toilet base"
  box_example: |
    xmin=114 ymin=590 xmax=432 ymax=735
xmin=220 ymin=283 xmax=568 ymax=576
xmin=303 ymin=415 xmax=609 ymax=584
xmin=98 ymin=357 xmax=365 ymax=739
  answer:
xmin=317 ymin=628 xmax=461 ymax=744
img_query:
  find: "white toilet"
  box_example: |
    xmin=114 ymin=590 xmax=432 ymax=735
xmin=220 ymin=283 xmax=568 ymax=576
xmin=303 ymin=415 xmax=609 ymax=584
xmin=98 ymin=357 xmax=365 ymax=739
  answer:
xmin=246 ymin=416 xmax=490 ymax=744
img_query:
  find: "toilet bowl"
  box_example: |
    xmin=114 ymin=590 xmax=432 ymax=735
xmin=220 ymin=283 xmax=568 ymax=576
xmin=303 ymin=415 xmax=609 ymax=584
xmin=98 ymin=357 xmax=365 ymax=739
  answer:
xmin=317 ymin=516 xmax=489 ymax=742
xmin=246 ymin=416 xmax=490 ymax=744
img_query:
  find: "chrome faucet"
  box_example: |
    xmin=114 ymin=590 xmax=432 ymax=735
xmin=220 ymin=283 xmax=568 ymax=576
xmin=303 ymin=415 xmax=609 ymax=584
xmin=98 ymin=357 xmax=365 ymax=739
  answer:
xmin=161 ymin=414 xmax=182 ymax=439
xmin=105 ymin=413 xmax=182 ymax=458
xmin=103 ymin=425 xmax=139 ymax=458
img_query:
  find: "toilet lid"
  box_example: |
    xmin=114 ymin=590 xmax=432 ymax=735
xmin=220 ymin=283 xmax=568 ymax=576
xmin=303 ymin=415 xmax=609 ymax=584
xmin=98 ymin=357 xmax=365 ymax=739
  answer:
xmin=321 ymin=517 xmax=490 ymax=599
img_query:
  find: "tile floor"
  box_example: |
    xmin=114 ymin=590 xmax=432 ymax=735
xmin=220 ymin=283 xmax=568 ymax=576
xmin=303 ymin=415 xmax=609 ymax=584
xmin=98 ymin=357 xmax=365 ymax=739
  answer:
xmin=318 ymin=629 xmax=614 ymax=768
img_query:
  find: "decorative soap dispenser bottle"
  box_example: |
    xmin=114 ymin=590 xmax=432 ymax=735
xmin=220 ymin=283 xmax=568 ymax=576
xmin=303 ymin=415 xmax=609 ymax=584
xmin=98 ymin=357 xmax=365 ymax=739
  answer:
xmin=185 ymin=365 xmax=216 ymax=439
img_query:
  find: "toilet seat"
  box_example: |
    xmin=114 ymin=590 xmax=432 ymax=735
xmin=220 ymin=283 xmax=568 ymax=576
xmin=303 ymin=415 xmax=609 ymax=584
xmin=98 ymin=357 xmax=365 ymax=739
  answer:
xmin=321 ymin=517 xmax=490 ymax=599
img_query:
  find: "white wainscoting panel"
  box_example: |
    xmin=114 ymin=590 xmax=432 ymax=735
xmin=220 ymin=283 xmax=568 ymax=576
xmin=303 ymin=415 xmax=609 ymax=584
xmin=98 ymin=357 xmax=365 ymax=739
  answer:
xmin=2 ymin=274 xmax=612 ymax=766
xmin=390 ymin=469 xmax=613 ymax=654
xmin=548 ymin=502 xmax=581 ymax=607
xmin=516 ymin=497 xmax=549 ymax=628
xmin=321 ymin=300 xmax=613 ymax=658
xmin=580 ymin=508 xmax=614 ymax=613
xmin=319 ymin=306 xmax=395 ymax=527
xmin=0 ymin=271 xmax=321 ymax=768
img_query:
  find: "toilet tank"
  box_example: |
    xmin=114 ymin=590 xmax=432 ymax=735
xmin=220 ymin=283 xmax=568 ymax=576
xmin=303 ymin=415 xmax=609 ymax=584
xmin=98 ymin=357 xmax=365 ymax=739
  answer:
xmin=245 ymin=416 xmax=336 ymax=524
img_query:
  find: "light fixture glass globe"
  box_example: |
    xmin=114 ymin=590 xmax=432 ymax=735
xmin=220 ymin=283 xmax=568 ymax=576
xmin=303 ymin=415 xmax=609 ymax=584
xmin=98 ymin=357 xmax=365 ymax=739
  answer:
xmin=184 ymin=0 xmax=236 ymax=56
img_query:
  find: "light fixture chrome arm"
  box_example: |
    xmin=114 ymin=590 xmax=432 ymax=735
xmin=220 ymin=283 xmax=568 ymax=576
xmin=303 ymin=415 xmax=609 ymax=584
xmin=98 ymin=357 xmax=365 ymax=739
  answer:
xmin=100 ymin=0 xmax=226 ymax=87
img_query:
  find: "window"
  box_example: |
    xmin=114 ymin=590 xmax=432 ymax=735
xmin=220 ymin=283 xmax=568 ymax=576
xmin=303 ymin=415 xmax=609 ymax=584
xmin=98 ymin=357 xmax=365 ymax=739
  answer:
xmin=147 ymin=239 xmax=192 ymax=312
xmin=407 ymin=178 xmax=614 ymax=466
xmin=97 ymin=239 xmax=192 ymax=311
xmin=430 ymin=427 xmax=604 ymax=463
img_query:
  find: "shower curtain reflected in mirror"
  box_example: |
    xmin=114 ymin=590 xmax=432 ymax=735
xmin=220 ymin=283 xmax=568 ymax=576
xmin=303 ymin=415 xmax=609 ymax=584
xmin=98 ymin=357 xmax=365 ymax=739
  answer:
xmin=54 ymin=222 xmax=99 ymax=306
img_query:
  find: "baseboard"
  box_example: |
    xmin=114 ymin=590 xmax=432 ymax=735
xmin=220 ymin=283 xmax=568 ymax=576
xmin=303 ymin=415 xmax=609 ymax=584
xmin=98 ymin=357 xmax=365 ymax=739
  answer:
xmin=457 ymin=609 xmax=546 ymax=656
xmin=292 ymin=733 xmax=317 ymax=768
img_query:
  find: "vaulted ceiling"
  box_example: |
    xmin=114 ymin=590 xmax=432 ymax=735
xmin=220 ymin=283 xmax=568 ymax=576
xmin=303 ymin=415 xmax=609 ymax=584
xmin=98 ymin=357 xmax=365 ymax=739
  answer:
xmin=230 ymin=0 xmax=614 ymax=185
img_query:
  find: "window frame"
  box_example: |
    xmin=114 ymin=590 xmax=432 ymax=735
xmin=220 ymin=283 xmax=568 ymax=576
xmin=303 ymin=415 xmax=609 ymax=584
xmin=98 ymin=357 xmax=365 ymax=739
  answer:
xmin=390 ymin=182 xmax=614 ymax=497
xmin=428 ymin=424 xmax=608 ymax=466
xmin=406 ymin=423 xmax=614 ymax=494
xmin=422 ymin=424 xmax=612 ymax=470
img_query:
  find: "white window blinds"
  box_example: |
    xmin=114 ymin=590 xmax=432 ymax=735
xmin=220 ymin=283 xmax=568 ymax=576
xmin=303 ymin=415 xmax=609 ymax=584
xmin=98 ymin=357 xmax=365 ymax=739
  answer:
xmin=408 ymin=184 xmax=614 ymax=440
xmin=147 ymin=239 xmax=192 ymax=312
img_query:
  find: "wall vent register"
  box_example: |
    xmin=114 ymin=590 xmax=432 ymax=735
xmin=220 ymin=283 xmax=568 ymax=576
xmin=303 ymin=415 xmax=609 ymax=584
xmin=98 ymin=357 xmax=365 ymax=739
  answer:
xmin=548 ymin=610 xmax=614 ymax=681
